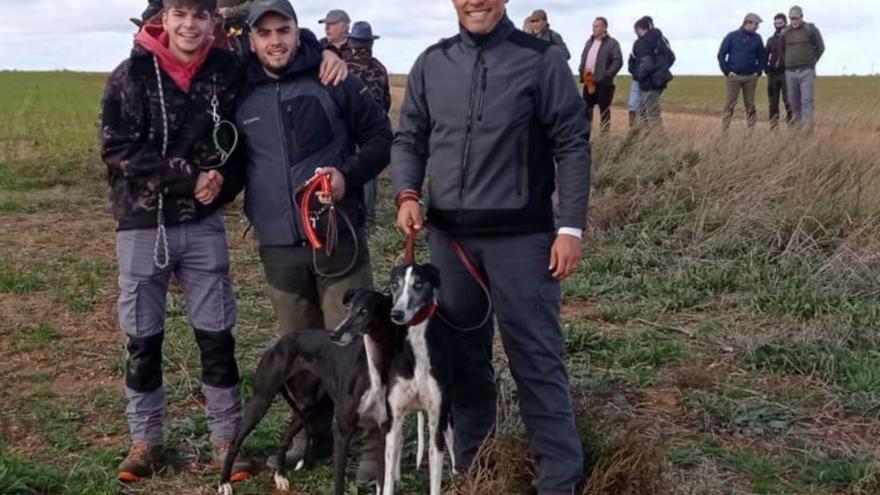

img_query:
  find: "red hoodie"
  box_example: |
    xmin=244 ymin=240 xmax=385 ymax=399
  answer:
xmin=135 ymin=24 xmax=214 ymax=93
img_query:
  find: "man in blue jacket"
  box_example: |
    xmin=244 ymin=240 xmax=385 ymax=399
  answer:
xmin=718 ymin=13 xmax=767 ymax=129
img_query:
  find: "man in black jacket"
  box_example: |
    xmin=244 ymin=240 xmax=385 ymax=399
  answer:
xmin=766 ymin=13 xmax=793 ymax=129
xmin=393 ymin=1 xmax=590 ymax=493
xmin=220 ymin=0 xmax=392 ymax=479
xmin=578 ymin=17 xmax=623 ymax=131
xmin=628 ymin=17 xmax=675 ymax=128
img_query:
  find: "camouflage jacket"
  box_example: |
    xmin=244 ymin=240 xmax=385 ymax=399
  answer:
xmin=346 ymin=47 xmax=391 ymax=112
xmin=99 ymin=46 xmax=242 ymax=231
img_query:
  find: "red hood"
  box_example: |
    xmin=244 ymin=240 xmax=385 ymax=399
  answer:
xmin=135 ymin=24 xmax=214 ymax=93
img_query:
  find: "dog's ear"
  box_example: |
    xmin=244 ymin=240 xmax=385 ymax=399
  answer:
xmin=343 ymin=289 xmax=356 ymax=305
xmin=425 ymin=264 xmax=441 ymax=289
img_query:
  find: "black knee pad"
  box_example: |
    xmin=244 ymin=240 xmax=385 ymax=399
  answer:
xmin=125 ymin=332 xmax=164 ymax=393
xmin=194 ymin=329 xmax=240 ymax=388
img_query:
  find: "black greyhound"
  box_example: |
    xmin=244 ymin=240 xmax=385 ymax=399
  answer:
xmin=218 ymin=289 xmax=404 ymax=495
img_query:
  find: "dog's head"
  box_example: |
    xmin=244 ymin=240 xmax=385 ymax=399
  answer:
xmin=330 ymin=289 xmax=393 ymax=345
xmin=389 ymin=263 xmax=441 ymax=326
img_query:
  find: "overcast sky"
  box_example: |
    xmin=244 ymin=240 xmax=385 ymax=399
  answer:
xmin=2 ymin=0 xmax=879 ymax=75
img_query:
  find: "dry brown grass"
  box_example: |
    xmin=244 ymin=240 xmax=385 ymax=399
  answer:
xmin=582 ymin=432 xmax=666 ymax=495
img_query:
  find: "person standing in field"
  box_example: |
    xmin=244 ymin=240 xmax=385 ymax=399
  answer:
xmin=319 ymin=8 xmax=353 ymax=59
xmin=393 ymin=0 xmax=591 ymax=493
xmin=578 ymin=17 xmax=623 ymax=132
xmin=525 ymin=9 xmax=571 ymax=60
xmin=101 ymin=0 xmax=254 ymax=483
xmin=783 ymin=5 xmax=825 ymax=126
xmin=346 ymin=21 xmax=391 ymax=225
xmin=717 ymin=13 xmax=767 ymax=130
xmin=766 ymin=13 xmax=793 ymax=129
xmin=219 ymin=0 xmax=392 ymax=481
xmin=628 ymin=16 xmax=675 ymax=129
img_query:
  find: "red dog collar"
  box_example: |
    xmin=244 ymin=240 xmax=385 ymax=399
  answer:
xmin=406 ymin=303 xmax=437 ymax=327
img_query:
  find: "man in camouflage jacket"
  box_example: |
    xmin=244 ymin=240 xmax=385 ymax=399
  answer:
xmin=344 ymin=21 xmax=390 ymax=223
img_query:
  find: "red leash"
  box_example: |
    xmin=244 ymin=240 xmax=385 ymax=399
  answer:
xmin=299 ymin=173 xmax=333 ymax=250
xmin=404 ymin=223 xmax=494 ymax=332
xmin=295 ymin=172 xmax=359 ymax=278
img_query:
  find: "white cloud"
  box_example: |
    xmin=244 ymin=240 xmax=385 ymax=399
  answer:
xmin=1 ymin=0 xmax=878 ymax=75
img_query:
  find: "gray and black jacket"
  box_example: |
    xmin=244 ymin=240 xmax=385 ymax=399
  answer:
xmin=223 ymin=52 xmax=392 ymax=247
xmin=392 ymin=17 xmax=591 ymax=235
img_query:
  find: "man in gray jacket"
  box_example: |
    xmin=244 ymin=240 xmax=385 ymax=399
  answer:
xmin=578 ymin=17 xmax=623 ymax=131
xmin=392 ymin=1 xmax=590 ymax=493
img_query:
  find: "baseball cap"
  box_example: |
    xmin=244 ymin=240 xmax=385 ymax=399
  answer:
xmin=319 ymin=9 xmax=351 ymax=24
xmin=247 ymin=0 xmax=298 ymax=26
xmin=790 ymin=5 xmax=804 ymax=18
xmin=349 ymin=21 xmax=380 ymax=41
xmin=744 ymin=13 xmax=763 ymax=24
xmin=529 ymin=9 xmax=548 ymax=22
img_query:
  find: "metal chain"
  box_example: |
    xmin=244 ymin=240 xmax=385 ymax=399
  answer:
xmin=152 ymin=55 xmax=170 ymax=270
xmin=204 ymin=74 xmax=238 ymax=170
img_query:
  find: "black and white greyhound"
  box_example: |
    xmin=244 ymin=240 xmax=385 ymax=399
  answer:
xmin=218 ymin=289 xmax=400 ymax=495
xmin=382 ymin=262 xmax=455 ymax=495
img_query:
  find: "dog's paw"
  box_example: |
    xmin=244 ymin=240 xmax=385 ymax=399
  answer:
xmin=218 ymin=483 xmax=233 ymax=495
xmin=294 ymin=459 xmax=305 ymax=471
xmin=273 ymin=473 xmax=290 ymax=491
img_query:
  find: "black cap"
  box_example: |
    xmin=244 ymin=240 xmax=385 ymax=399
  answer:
xmin=247 ymin=0 xmax=298 ymax=27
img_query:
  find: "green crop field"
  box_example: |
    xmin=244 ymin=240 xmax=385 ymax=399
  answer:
xmin=2 ymin=70 xmax=880 ymax=495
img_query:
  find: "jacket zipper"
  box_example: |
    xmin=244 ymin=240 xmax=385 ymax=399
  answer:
xmin=477 ymin=66 xmax=488 ymax=122
xmin=276 ymin=83 xmax=301 ymax=241
xmin=457 ymin=49 xmax=483 ymax=222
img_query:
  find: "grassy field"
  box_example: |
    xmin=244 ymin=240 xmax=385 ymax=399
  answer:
xmin=2 ymin=69 xmax=880 ymax=495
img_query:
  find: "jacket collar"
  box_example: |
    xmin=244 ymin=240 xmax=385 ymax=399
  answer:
xmin=459 ymin=15 xmax=514 ymax=49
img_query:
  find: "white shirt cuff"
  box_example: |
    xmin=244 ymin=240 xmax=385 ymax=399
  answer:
xmin=557 ymin=227 xmax=583 ymax=239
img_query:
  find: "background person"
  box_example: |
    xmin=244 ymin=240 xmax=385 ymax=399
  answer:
xmin=525 ymin=9 xmax=571 ymax=60
xmin=628 ymin=16 xmax=675 ymax=129
xmin=319 ymin=8 xmax=352 ymax=59
xmin=346 ymin=21 xmax=391 ymax=225
xmin=783 ymin=5 xmax=825 ymax=126
xmin=766 ymin=13 xmax=793 ymax=129
xmin=578 ymin=17 xmax=623 ymax=132
xmin=717 ymin=13 xmax=767 ymax=130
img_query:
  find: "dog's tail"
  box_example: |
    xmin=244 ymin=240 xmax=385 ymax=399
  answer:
xmin=416 ymin=411 xmax=425 ymax=469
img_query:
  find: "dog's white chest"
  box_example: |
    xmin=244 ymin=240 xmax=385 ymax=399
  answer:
xmin=390 ymin=323 xmax=441 ymax=413
xmin=359 ymin=338 xmax=388 ymax=425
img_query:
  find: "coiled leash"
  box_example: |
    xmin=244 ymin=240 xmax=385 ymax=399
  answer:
xmin=403 ymin=222 xmax=494 ymax=332
xmin=203 ymin=75 xmax=239 ymax=170
xmin=296 ymin=172 xmax=359 ymax=279
xmin=150 ymin=60 xmax=240 ymax=269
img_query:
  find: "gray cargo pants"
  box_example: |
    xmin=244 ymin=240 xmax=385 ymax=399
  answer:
xmin=429 ymin=231 xmax=584 ymax=493
xmin=786 ymin=67 xmax=816 ymax=125
xmin=116 ymin=211 xmax=241 ymax=446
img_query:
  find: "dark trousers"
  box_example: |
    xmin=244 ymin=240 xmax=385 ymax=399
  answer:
xmin=583 ymin=82 xmax=615 ymax=132
xmin=768 ymin=72 xmax=792 ymax=129
xmin=429 ymin=232 xmax=584 ymax=493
